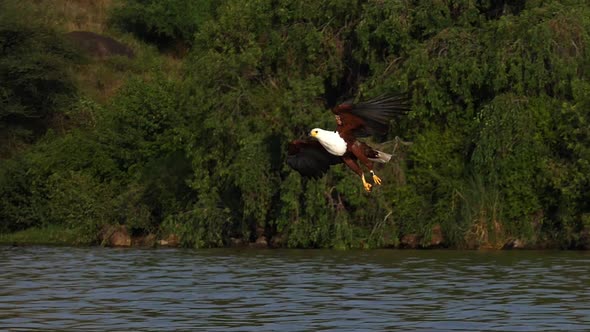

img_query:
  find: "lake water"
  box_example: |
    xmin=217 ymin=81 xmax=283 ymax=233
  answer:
xmin=1 ymin=246 xmax=589 ymax=331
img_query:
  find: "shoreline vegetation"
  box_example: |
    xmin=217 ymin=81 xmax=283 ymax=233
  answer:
xmin=1 ymin=1 xmax=590 ymax=250
xmin=0 ymin=224 xmax=560 ymax=250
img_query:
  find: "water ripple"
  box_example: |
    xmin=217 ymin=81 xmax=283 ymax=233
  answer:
xmin=1 ymin=247 xmax=589 ymax=331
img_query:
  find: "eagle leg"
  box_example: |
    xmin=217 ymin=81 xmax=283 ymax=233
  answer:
xmin=362 ymin=173 xmax=372 ymax=192
xmin=343 ymin=155 xmax=372 ymax=192
xmin=350 ymin=142 xmax=380 ymax=190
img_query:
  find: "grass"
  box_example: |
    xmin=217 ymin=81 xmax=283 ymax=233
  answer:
xmin=44 ymin=0 xmax=113 ymax=33
xmin=0 ymin=225 xmax=89 ymax=246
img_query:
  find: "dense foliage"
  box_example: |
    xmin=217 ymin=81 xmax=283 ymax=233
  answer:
xmin=1 ymin=0 xmax=590 ymax=249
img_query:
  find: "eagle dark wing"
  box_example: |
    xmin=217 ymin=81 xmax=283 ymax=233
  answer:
xmin=333 ymin=93 xmax=410 ymax=138
xmin=286 ymin=139 xmax=342 ymax=178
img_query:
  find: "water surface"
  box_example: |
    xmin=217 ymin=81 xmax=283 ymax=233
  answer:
xmin=1 ymin=247 xmax=589 ymax=331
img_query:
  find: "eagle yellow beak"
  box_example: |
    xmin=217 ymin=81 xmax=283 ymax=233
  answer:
xmin=310 ymin=130 xmax=318 ymax=137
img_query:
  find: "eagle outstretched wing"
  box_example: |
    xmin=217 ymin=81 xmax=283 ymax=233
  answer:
xmin=286 ymin=138 xmax=343 ymax=178
xmin=332 ymin=93 xmax=410 ymax=138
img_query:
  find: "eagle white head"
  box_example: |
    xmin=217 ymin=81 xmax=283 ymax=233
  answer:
xmin=309 ymin=128 xmax=347 ymax=156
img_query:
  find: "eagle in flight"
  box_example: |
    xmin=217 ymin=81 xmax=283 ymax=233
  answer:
xmin=286 ymin=93 xmax=410 ymax=192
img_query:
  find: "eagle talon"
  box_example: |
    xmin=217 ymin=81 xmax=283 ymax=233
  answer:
xmin=372 ymin=174 xmax=382 ymax=186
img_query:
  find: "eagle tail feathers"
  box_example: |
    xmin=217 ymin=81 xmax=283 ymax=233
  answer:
xmin=368 ymin=150 xmax=392 ymax=163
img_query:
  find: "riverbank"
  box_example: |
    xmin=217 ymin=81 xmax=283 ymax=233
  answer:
xmin=1 ymin=224 xmax=587 ymax=250
xmin=0 ymin=225 xmax=175 ymax=248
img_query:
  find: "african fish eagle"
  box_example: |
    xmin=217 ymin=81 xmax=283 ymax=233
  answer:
xmin=286 ymin=93 xmax=410 ymax=192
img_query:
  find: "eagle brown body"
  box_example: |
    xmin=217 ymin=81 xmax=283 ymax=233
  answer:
xmin=287 ymin=93 xmax=410 ymax=192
